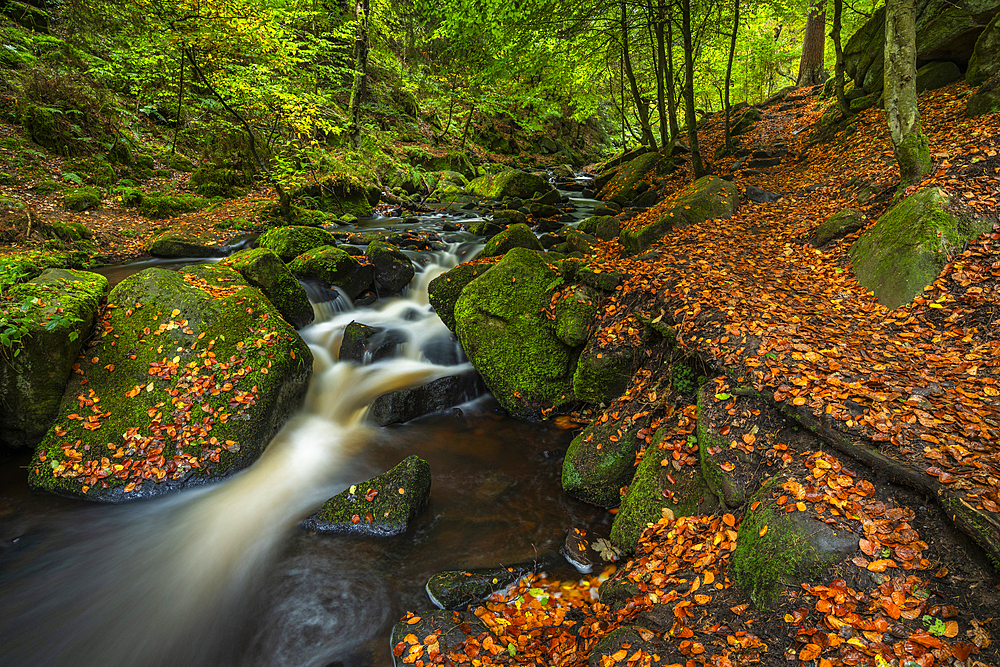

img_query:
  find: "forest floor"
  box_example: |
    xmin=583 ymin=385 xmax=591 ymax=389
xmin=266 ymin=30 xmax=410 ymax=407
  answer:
xmin=394 ymin=84 xmax=1000 ymax=667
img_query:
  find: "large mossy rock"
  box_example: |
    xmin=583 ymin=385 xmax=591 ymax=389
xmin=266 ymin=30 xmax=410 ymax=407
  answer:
xmin=968 ymin=12 xmax=1000 ymax=85
xmin=453 ymin=248 xmax=576 ymax=419
xmin=595 ymin=151 xmax=664 ymax=202
xmin=148 ymin=231 xmax=224 ymax=258
xmin=577 ymin=215 xmax=620 ymax=241
xmin=916 ymin=60 xmax=962 ymax=92
xmin=809 ymin=208 xmax=866 ymax=249
xmin=562 ymin=408 xmax=653 ymax=508
xmin=291 ymin=179 xmax=379 ymax=218
xmin=967 ymin=69 xmax=1000 ymax=116
xmin=609 ymin=426 xmax=719 ymax=552
xmin=0 ymin=269 xmax=107 ymax=449
xmin=301 ymin=455 xmax=431 ymax=536
xmin=480 ymin=222 xmax=543 ymax=257
xmin=426 ymin=264 xmax=491 ymax=333
xmin=257 ymin=225 xmax=338 ymax=263
xmin=27 ymin=266 xmax=313 ymax=502
xmin=849 ymin=187 xmax=993 ymax=309
xmin=572 ymin=339 xmax=642 ymax=406
xmin=221 ymin=248 xmax=314 ymax=329
xmin=287 ymin=245 xmax=375 ymax=299
xmin=731 ymin=107 xmax=763 ymax=136
xmin=466 ymin=169 xmax=553 ymax=200
xmin=366 ymin=240 xmax=414 ymax=295
xmin=619 ymin=175 xmax=739 ymax=255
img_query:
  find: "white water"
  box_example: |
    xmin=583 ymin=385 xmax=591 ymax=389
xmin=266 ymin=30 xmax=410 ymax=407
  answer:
xmin=0 ymin=248 xmax=475 ymax=667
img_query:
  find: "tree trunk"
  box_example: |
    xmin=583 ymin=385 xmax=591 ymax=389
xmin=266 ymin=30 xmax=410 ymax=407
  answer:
xmin=346 ymin=0 xmax=369 ymax=150
xmin=796 ymin=0 xmax=826 ymax=86
xmin=622 ymin=1 xmax=657 ymax=148
xmin=665 ymin=15 xmax=681 ymax=142
xmin=832 ymin=0 xmax=851 ymax=116
xmin=884 ymin=0 xmax=931 ymax=188
xmin=653 ymin=2 xmax=669 ymax=147
xmin=681 ymin=0 xmax=704 ymax=177
xmin=723 ymin=0 xmax=740 ymax=152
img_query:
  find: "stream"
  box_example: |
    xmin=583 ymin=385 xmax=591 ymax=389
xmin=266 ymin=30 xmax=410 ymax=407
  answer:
xmin=0 ymin=185 xmax=610 ymax=666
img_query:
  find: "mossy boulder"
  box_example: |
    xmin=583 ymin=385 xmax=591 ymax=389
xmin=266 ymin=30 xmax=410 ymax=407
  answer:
xmin=453 ymin=247 xmax=576 ymax=419
xmin=810 ymin=208 xmax=866 ymax=248
xmin=468 ymin=220 xmax=503 ymax=238
xmin=27 ymin=265 xmax=313 ymax=502
xmin=426 ymin=559 xmax=537 ymax=610
xmin=731 ymin=467 xmax=859 ymax=609
xmin=849 ymin=187 xmax=993 ymax=309
xmin=466 ymin=169 xmax=553 ymax=200
xmin=126 ymin=191 xmax=210 ymax=218
xmin=148 ymin=231 xmax=224 ymax=258
xmin=2 ymin=1 xmax=50 ymax=32
xmin=292 ymin=179 xmax=379 ymax=218
xmin=189 ymin=165 xmax=250 ymax=198
xmin=619 ymin=176 xmax=739 ymax=255
xmin=577 ymin=215 xmax=620 ymax=241
xmin=916 ymin=60 xmax=962 ymax=92
xmin=0 ymin=269 xmax=107 ymax=449
xmin=610 ymin=427 xmax=719 ymax=552
xmin=63 ymin=187 xmax=101 ymax=212
xmin=595 ymin=151 xmax=663 ymax=202
xmin=553 ymin=284 xmax=599 ymax=347
xmin=572 ymin=339 xmax=643 ymax=406
xmin=287 ymin=245 xmax=375 ymax=299
xmin=427 ymin=263 xmax=491 ymax=332
xmin=968 ymin=12 xmax=1000 ymax=86
xmin=221 ymin=248 xmax=313 ymax=329
xmin=63 ymin=156 xmax=117 ymax=187
xmin=257 ymin=225 xmax=338 ymax=263
xmin=301 ymin=455 xmax=431 ymax=536
xmin=557 ymin=259 xmax=624 ymax=293
xmin=844 ymin=6 xmax=885 ymax=90
xmin=492 ymin=209 xmax=528 ymax=226
xmin=967 ymin=68 xmax=1000 ymax=116
xmin=562 ymin=407 xmax=653 ymax=507
xmin=366 ymin=240 xmax=415 ymax=295
xmin=480 ymin=223 xmax=543 ymax=257
xmin=732 ymin=107 xmax=763 ymax=135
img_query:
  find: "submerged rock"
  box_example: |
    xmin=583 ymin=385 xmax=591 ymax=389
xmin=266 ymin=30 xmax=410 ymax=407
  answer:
xmin=302 ymin=455 xmax=431 ymax=536
xmin=221 ymin=247 xmax=314 ymax=329
xmin=27 ymin=265 xmax=313 ymax=502
xmin=0 ymin=269 xmax=107 ymax=449
xmin=425 ymin=558 xmax=541 ymax=609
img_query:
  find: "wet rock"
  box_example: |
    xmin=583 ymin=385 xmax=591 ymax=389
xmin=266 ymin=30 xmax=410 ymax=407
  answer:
xmin=619 ymin=175 xmax=739 ymax=255
xmin=339 ymin=322 xmax=405 ymax=364
xmin=148 ymin=231 xmax=223 ymax=258
xmin=810 ymin=208 xmax=866 ymax=248
xmin=221 ymin=248 xmax=314 ymax=329
xmin=368 ymin=370 xmax=485 ymax=426
xmin=427 ymin=264 xmax=491 ymax=332
xmin=257 ymin=225 xmax=338 ymax=263
xmin=480 ymin=222 xmax=543 ymax=257
xmin=849 ymin=187 xmax=993 ymax=309
xmin=468 ymin=220 xmax=503 ymax=238
xmin=610 ymin=425 xmax=720 ymax=552
xmin=28 ymin=265 xmax=313 ymax=502
xmin=291 ymin=179 xmax=378 ymax=218
xmin=0 ymin=269 xmax=106 ymax=449
xmin=746 ymin=184 xmax=781 ymax=203
xmin=302 ymin=455 xmax=431 ymax=536
xmin=287 ymin=245 xmax=375 ymax=299
xmin=528 ymin=201 xmax=560 ymax=218
xmin=491 ymin=209 xmax=527 ymax=226
xmin=532 ymin=189 xmax=562 ymax=206
xmin=562 ymin=527 xmax=622 ymax=574
xmin=390 ymin=609 xmax=493 ymax=667
xmin=577 ymin=215 xmax=620 ymax=241
xmin=426 ymin=559 xmax=539 ymax=609
xmin=366 ymin=240 xmax=414 ymax=295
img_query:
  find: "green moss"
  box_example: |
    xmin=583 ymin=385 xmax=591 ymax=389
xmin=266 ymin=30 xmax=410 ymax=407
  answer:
xmin=595 ymin=151 xmax=662 ymax=201
xmin=221 ymin=247 xmax=313 ymax=329
xmin=480 ymin=223 xmax=543 ymax=257
xmin=63 ymin=156 xmax=117 ymax=187
xmin=287 ymin=245 xmax=374 ymax=299
xmin=27 ymin=266 xmax=313 ymax=501
xmin=572 ymin=340 xmax=639 ymax=405
xmin=696 ymin=387 xmax=738 ymax=508
xmin=189 ymin=165 xmax=250 ymax=198
xmin=553 ymin=284 xmax=597 ymax=347
xmin=122 ymin=191 xmax=211 ymax=219
xmin=849 ymin=187 xmax=992 ymax=309
xmin=257 ymin=225 xmax=338 ymax=263
xmin=466 ymin=169 xmax=551 ymax=200
xmin=148 ymin=231 xmax=221 ymax=258
xmin=561 ymin=410 xmax=653 ymax=507
xmin=427 ymin=264 xmax=489 ymax=333
xmin=63 ymin=186 xmax=101 ymax=212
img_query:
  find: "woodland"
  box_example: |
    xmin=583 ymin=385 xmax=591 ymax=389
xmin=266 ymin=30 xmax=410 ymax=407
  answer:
xmin=1 ymin=0 xmax=1000 ymax=666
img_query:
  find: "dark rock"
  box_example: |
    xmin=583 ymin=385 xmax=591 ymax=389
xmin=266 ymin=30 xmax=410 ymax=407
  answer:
xmin=967 ymin=68 xmax=1000 ymax=116
xmin=630 ymin=189 xmax=660 ymax=209
xmin=917 ymin=60 xmax=962 ymax=92
xmin=492 ymin=209 xmax=527 ymax=226
xmin=747 ymin=157 xmax=781 ymax=168
xmin=302 ymin=455 xmax=431 ymax=536
xmin=561 ymin=528 xmax=622 ymax=574
xmin=468 ymin=220 xmax=503 ymax=237
xmin=366 ymin=240 xmax=415 ymax=295
xmin=577 ymin=215 xmax=621 ymax=241
xmin=288 ymin=246 xmax=375 ymax=299
xmin=810 ymin=208 xmax=866 ymax=248
xmin=369 ymin=371 xmax=485 ymax=426
xmin=339 ymin=322 xmax=405 ymax=363
xmin=389 ymin=610 xmax=493 ymax=666
xmin=746 ymin=184 xmax=781 ymax=203
xmin=148 ymin=231 xmax=223 ymax=258
xmin=426 ymin=558 xmax=540 ymax=609
xmin=528 ymin=202 xmax=560 ymax=218
xmin=968 ymin=11 xmax=1000 ymax=86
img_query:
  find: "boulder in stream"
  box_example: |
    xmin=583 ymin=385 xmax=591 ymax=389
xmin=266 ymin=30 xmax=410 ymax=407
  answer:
xmin=302 ymin=455 xmax=431 ymax=536
xmin=427 ymin=264 xmax=491 ymax=333
xmin=257 ymin=225 xmax=338 ymax=263
xmin=479 ymin=222 xmax=542 ymax=257
xmin=466 ymin=168 xmax=553 ymax=200
xmin=366 ymin=240 xmax=414 ymax=295
xmin=221 ymin=247 xmax=314 ymax=329
xmin=425 ymin=558 xmax=540 ymax=610
xmin=339 ymin=321 xmax=405 ymax=364
xmin=148 ymin=231 xmax=224 ymax=258
xmin=27 ymin=265 xmax=313 ymax=501
xmin=0 ymin=269 xmax=107 ymax=449
xmin=287 ymin=245 xmax=375 ymax=299
xmin=368 ymin=370 xmax=484 ymax=426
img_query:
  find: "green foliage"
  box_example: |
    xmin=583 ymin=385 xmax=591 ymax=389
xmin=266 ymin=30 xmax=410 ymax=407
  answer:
xmin=0 ymin=295 xmax=83 ymax=358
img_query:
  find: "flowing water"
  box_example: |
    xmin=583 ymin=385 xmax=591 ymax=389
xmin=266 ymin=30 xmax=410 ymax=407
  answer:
xmin=0 ymin=190 xmax=610 ymax=666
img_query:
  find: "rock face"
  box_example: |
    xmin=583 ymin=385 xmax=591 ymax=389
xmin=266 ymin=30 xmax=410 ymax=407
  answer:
xmin=466 ymin=169 xmax=553 ymax=200
xmin=849 ymin=188 xmax=993 ymax=309
xmin=967 ymin=69 xmax=1000 ymax=116
xmin=427 ymin=264 xmax=491 ymax=332
xmin=366 ymin=240 xmax=414 ymax=295
xmin=221 ymin=248 xmax=314 ymax=329
xmin=257 ymin=225 xmax=338 ymax=263
xmin=595 ymin=151 xmax=664 ymax=202
xmin=287 ymin=245 xmax=375 ymax=299
xmin=809 ymin=208 xmax=866 ymax=248
xmin=27 ymin=265 xmax=313 ymax=502
xmin=619 ymin=175 xmax=739 ymax=255
xmin=368 ymin=371 xmax=484 ymax=426
xmin=916 ymin=60 xmax=962 ymax=92
xmin=480 ymin=223 xmax=543 ymax=257
xmin=0 ymin=269 xmax=107 ymax=449
xmin=453 ymin=248 xmax=578 ymax=419
xmin=148 ymin=231 xmax=223 ymax=258
xmin=968 ymin=12 xmax=1000 ymax=85
xmin=301 ymin=455 xmax=431 ymax=536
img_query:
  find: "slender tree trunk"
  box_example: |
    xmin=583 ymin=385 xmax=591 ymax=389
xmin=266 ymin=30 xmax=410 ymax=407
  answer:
xmin=723 ymin=0 xmax=740 ymax=152
xmin=884 ymin=0 xmax=931 ymax=188
xmin=665 ymin=15 xmax=680 ymax=142
xmin=347 ymin=0 xmax=369 ymax=150
xmin=654 ymin=3 xmax=669 ymax=146
xmin=832 ymin=0 xmax=851 ymax=116
xmin=797 ymin=0 xmax=827 ymax=86
xmin=681 ymin=0 xmax=704 ymax=177
xmin=622 ymin=2 xmax=657 ymax=148
xmin=460 ymin=104 xmax=474 ymax=150
xmin=169 ymin=52 xmax=184 ymax=165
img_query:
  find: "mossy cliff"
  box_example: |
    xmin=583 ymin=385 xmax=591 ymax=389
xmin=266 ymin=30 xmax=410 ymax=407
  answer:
xmin=27 ymin=265 xmax=313 ymax=502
